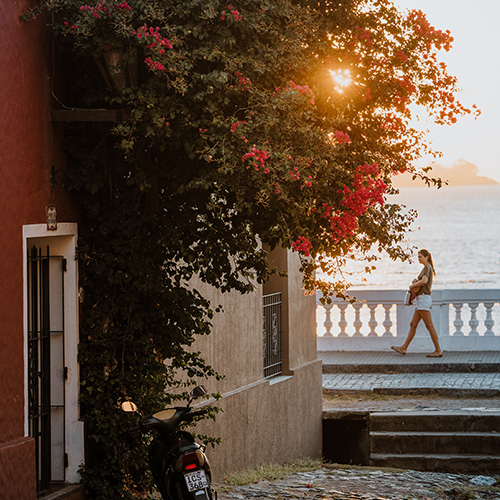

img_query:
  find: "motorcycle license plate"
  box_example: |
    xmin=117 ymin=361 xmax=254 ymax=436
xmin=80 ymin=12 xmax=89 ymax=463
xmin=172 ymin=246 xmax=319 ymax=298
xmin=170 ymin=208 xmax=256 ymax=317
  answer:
xmin=184 ymin=469 xmax=209 ymax=492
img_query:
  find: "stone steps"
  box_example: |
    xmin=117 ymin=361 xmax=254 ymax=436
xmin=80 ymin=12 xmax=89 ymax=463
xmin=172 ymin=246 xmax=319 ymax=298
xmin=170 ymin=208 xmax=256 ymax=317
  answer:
xmin=321 ymin=351 xmax=500 ymax=474
xmin=371 ymin=431 xmax=500 ymax=455
xmin=370 ymin=411 xmax=500 ymax=432
xmin=323 ymin=410 xmax=500 ymax=474
xmin=369 ymin=411 xmax=500 ymax=474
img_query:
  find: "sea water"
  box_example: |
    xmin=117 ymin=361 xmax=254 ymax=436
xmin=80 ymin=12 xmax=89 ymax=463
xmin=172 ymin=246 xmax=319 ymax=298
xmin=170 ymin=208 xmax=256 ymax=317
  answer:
xmin=318 ymin=185 xmax=500 ymax=337
xmin=335 ymin=184 xmax=500 ymax=290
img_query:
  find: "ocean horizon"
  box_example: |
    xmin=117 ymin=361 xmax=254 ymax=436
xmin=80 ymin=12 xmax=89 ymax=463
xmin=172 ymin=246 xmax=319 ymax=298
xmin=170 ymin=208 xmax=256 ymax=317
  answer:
xmin=326 ymin=184 xmax=500 ymax=292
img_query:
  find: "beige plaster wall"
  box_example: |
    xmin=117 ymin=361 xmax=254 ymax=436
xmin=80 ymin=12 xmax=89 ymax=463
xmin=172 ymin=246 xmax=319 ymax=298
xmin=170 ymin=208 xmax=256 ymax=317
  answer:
xmin=196 ymin=360 xmax=323 ymax=480
xmin=189 ymin=280 xmax=264 ymax=395
xmin=188 ymin=248 xmax=322 ymax=479
xmin=286 ymin=251 xmax=318 ymax=370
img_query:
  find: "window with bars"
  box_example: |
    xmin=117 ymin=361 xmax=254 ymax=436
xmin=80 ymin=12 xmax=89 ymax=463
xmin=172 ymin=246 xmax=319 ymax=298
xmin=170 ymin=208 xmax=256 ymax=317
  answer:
xmin=263 ymin=292 xmax=282 ymax=378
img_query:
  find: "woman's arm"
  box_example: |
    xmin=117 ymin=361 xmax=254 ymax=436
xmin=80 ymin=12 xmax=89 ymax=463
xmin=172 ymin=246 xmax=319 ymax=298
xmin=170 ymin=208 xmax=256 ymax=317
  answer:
xmin=410 ymin=274 xmax=428 ymax=289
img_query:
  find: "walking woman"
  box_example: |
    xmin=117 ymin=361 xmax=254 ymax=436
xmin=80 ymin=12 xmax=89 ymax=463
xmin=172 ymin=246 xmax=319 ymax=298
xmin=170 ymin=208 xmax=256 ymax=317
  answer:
xmin=391 ymin=249 xmax=443 ymax=357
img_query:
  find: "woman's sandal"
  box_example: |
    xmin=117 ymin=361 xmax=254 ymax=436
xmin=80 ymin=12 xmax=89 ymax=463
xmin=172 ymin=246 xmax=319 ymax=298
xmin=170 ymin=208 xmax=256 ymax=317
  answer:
xmin=391 ymin=346 xmax=406 ymax=355
xmin=426 ymin=352 xmax=443 ymax=358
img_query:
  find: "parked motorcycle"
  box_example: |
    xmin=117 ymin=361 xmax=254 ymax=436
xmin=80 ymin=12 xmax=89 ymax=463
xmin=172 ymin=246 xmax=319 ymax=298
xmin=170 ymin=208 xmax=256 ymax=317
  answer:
xmin=122 ymin=385 xmax=216 ymax=500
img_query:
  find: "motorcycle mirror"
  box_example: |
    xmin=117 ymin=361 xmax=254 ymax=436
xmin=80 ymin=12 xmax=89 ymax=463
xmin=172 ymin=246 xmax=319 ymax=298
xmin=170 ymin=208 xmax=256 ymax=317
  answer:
xmin=121 ymin=401 xmax=138 ymax=413
xmin=191 ymin=385 xmax=208 ymax=399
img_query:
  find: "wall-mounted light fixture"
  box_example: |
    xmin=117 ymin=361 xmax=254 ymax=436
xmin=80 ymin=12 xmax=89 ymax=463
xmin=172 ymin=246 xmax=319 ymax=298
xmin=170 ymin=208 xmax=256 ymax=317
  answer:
xmin=46 ymin=205 xmax=57 ymax=231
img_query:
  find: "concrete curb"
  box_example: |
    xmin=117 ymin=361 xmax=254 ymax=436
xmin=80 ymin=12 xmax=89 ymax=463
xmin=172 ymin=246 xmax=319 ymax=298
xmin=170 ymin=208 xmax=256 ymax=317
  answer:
xmin=323 ymin=387 xmax=500 ymax=397
xmin=323 ymin=363 xmax=500 ymax=374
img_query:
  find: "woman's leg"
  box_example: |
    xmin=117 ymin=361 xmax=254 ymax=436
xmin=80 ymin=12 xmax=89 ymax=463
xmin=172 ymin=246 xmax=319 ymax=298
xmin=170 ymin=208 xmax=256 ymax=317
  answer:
xmin=419 ymin=310 xmax=443 ymax=355
xmin=392 ymin=310 xmax=422 ymax=354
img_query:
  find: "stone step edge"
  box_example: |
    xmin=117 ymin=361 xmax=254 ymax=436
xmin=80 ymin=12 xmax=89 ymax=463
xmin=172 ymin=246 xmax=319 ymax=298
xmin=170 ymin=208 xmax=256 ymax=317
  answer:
xmin=323 ymin=387 xmax=500 ymax=397
xmin=323 ymin=363 xmax=500 ymax=374
xmin=38 ymin=485 xmax=84 ymax=500
xmin=371 ymin=431 xmax=500 ymax=437
xmin=371 ymin=453 xmax=500 ymax=460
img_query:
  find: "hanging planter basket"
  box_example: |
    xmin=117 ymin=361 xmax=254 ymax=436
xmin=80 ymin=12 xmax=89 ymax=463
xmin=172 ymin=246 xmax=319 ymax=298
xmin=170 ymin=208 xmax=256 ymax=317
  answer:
xmin=95 ymin=47 xmax=138 ymax=93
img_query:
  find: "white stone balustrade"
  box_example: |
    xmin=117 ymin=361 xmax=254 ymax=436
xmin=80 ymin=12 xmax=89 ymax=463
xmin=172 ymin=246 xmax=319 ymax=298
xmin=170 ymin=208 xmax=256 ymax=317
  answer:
xmin=317 ymin=289 xmax=500 ymax=352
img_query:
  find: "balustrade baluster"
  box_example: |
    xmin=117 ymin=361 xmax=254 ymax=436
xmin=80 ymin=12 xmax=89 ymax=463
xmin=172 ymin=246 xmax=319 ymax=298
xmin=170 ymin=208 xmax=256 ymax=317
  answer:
xmin=382 ymin=304 xmax=393 ymax=337
xmin=367 ymin=304 xmax=378 ymax=337
xmin=322 ymin=302 xmax=334 ymax=337
xmin=484 ymin=302 xmax=494 ymax=336
xmin=353 ymin=302 xmax=363 ymax=337
xmin=452 ymin=303 xmax=464 ymax=336
xmin=338 ymin=303 xmax=349 ymax=337
xmin=469 ymin=302 xmax=479 ymax=336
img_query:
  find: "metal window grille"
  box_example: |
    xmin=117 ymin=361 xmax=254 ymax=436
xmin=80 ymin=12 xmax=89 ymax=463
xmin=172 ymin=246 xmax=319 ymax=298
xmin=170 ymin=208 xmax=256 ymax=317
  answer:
xmin=27 ymin=245 xmax=66 ymax=494
xmin=263 ymin=293 xmax=282 ymax=378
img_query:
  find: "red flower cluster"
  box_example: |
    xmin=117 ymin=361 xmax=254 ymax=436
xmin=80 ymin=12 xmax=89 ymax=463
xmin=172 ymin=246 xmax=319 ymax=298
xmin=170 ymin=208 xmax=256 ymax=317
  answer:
xmin=301 ymin=176 xmax=313 ymax=189
xmin=144 ymin=57 xmax=165 ymax=72
xmin=221 ymin=5 xmax=242 ymax=21
xmin=241 ymin=147 xmax=270 ymax=171
xmin=380 ymin=113 xmax=405 ymax=133
xmin=322 ymin=163 xmax=387 ymax=243
xmin=332 ymin=130 xmax=351 ymax=144
xmin=361 ymin=86 xmax=372 ymax=102
xmin=287 ymin=81 xmax=315 ymax=105
xmin=291 ymin=236 xmax=313 ymax=257
xmin=230 ymin=120 xmax=247 ymax=133
xmin=287 ymin=156 xmax=312 ymax=181
xmin=276 ymin=81 xmax=315 ymax=105
xmin=393 ymin=49 xmax=408 ymax=63
xmin=340 ymin=163 xmax=386 ymax=213
xmin=392 ymin=75 xmax=417 ymax=112
xmin=131 ymin=25 xmax=173 ymax=73
xmin=351 ymin=26 xmax=373 ymax=49
xmin=79 ymin=1 xmax=130 ymax=18
xmin=407 ymin=10 xmax=453 ymax=51
xmin=289 ymin=166 xmax=300 ymax=180
xmin=132 ymin=25 xmax=173 ymax=52
xmin=235 ymin=72 xmax=252 ymax=91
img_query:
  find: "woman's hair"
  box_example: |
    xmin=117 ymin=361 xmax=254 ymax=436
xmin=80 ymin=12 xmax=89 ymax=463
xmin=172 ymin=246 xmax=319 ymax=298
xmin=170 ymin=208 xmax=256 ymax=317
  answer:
xmin=419 ymin=249 xmax=436 ymax=276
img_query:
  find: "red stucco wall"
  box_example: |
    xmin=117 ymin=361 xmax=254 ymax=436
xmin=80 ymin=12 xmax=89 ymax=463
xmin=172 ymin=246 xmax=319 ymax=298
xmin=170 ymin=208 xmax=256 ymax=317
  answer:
xmin=0 ymin=1 xmax=78 ymax=496
xmin=0 ymin=438 xmax=36 ymax=500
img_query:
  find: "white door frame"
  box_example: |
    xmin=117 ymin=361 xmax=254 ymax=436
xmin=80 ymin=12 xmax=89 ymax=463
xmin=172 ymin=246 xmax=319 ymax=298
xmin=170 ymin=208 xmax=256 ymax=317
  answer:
xmin=23 ymin=223 xmax=84 ymax=483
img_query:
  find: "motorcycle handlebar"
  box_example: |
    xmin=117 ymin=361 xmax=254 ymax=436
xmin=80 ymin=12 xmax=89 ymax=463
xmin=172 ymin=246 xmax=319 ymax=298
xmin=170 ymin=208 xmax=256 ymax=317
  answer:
xmin=189 ymin=409 xmax=208 ymax=418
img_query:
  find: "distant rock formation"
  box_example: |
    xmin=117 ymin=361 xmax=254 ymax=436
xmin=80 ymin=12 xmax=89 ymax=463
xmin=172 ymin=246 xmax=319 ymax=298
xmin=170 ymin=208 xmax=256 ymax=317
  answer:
xmin=392 ymin=159 xmax=498 ymax=187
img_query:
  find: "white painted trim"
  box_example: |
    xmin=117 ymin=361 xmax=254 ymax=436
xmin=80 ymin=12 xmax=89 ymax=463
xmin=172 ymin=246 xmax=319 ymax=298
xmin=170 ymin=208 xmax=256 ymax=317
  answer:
xmin=22 ymin=223 xmax=84 ymax=483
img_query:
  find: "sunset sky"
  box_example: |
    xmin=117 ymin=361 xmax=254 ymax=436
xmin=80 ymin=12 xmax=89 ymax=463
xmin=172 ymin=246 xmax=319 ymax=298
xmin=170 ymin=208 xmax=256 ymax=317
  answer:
xmin=394 ymin=0 xmax=500 ymax=182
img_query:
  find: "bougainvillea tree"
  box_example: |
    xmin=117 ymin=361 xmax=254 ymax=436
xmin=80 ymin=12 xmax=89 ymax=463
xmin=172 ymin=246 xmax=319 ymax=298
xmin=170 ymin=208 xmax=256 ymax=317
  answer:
xmin=24 ymin=0 xmax=474 ymax=497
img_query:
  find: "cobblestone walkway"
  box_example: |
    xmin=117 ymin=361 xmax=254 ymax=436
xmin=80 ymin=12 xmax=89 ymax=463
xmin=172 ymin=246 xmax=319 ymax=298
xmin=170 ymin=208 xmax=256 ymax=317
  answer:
xmin=215 ymin=466 xmax=500 ymax=500
xmin=322 ymin=373 xmax=500 ymax=392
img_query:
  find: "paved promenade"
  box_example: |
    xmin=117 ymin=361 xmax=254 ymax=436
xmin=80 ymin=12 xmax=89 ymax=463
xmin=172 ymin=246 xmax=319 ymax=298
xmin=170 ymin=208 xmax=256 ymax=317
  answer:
xmin=319 ymin=350 xmax=500 ymax=369
xmin=320 ymin=351 xmax=500 ymax=396
xmin=322 ymin=372 xmax=500 ymax=393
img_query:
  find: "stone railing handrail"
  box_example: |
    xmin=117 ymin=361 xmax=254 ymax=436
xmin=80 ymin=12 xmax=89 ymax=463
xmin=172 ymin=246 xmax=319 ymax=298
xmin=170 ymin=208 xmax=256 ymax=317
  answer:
xmin=316 ymin=289 xmax=500 ymax=352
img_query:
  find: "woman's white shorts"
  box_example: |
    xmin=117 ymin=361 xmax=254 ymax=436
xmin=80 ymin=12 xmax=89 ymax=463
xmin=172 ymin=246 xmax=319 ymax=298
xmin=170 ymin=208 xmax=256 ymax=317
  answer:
xmin=415 ymin=294 xmax=432 ymax=311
